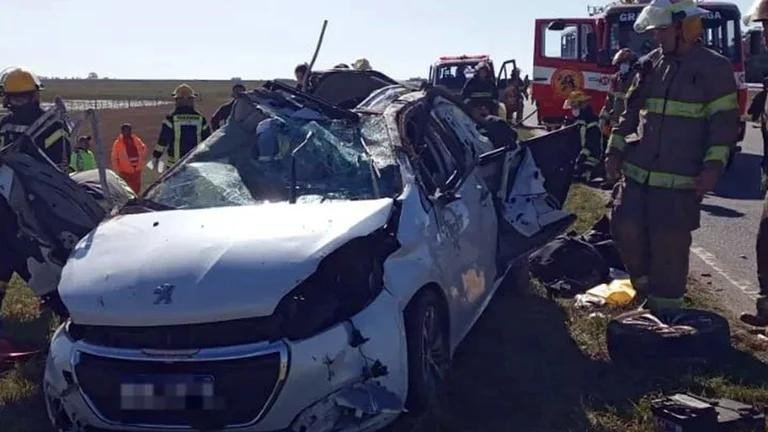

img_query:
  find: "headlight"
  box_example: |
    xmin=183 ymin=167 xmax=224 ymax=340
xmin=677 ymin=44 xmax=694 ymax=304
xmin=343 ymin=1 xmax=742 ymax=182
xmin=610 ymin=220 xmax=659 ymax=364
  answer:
xmin=275 ymin=231 xmax=398 ymax=340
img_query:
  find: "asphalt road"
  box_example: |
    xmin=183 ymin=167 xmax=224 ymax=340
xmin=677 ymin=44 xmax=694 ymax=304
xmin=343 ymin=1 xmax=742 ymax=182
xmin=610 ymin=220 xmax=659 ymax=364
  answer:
xmin=692 ymin=122 xmax=766 ymax=315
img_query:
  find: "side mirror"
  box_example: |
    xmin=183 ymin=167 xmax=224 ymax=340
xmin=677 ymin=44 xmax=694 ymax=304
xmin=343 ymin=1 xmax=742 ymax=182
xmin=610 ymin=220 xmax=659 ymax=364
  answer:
xmin=548 ymin=20 xmax=566 ymax=31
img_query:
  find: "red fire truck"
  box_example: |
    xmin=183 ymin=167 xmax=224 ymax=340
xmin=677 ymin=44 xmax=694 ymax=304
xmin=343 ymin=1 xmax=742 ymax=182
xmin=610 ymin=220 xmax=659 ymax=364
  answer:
xmin=531 ymin=1 xmax=747 ymax=139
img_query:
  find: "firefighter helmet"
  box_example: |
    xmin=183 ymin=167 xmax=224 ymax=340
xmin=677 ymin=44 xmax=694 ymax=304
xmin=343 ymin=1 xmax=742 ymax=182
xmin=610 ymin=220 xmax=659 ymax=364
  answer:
xmin=1 ymin=68 xmax=43 ymax=95
xmin=563 ymin=90 xmax=592 ymax=110
xmin=171 ymin=84 xmax=198 ymax=99
xmin=612 ymin=48 xmax=639 ymax=66
xmin=745 ymin=0 xmax=768 ymax=24
xmin=634 ymin=0 xmax=709 ymax=33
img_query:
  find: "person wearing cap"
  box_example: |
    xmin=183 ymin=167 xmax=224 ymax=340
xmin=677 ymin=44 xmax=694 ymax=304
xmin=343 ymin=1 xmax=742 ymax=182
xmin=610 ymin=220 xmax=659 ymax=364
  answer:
xmin=741 ymin=0 xmax=768 ymax=327
xmin=112 ymin=123 xmax=148 ymax=193
xmin=564 ymin=91 xmax=603 ymax=182
xmin=462 ymin=62 xmax=499 ymax=113
xmin=0 ymin=68 xmax=71 ymax=170
xmin=211 ymin=83 xmax=247 ymax=131
xmin=600 ymin=48 xmax=639 ymax=137
xmin=152 ymin=84 xmax=210 ymax=168
xmin=69 ymin=135 xmax=97 ymax=173
xmin=606 ymin=0 xmax=739 ymax=312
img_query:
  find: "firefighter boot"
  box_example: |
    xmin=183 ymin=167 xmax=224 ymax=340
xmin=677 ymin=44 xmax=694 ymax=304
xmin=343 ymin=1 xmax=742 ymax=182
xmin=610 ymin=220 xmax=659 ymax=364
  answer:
xmin=740 ymin=296 xmax=768 ymax=327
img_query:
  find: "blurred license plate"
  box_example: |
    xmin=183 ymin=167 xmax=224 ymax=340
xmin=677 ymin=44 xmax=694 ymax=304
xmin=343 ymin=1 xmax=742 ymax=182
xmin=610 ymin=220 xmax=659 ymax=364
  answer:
xmin=120 ymin=374 xmax=218 ymax=411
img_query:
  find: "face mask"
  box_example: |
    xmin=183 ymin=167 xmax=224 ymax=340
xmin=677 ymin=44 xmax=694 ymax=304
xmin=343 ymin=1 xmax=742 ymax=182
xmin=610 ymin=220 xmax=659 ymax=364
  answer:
xmin=571 ymin=108 xmax=581 ymax=117
xmin=619 ymin=63 xmax=630 ymax=74
xmin=9 ymin=101 xmax=39 ymax=119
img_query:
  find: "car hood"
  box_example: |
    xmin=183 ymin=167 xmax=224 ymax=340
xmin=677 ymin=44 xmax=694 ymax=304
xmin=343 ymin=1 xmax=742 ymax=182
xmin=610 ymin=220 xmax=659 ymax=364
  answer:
xmin=60 ymin=199 xmax=394 ymax=326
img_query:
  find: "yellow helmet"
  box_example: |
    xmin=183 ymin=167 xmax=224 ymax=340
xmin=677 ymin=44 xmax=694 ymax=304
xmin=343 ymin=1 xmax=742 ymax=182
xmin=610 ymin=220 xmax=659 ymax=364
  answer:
xmin=563 ymin=90 xmax=591 ymax=110
xmin=172 ymin=83 xmax=197 ymax=99
xmin=1 ymin=68 xmax=43 ymax=94
xmin=634 ymin=0 xmax=709 ymax=33
xmin=352 ymin=58 xmax=372 ymax=71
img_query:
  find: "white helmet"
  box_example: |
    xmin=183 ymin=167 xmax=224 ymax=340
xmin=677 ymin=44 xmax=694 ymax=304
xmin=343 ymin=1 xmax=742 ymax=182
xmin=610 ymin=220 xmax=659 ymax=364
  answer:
xmin=634 ymin=0 xmax=709 ymax=33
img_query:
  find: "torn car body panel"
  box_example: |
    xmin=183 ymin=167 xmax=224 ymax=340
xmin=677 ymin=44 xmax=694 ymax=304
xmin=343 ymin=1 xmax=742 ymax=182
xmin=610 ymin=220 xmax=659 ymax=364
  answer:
xmin=44 ymin=73 xmax=580 ymax=432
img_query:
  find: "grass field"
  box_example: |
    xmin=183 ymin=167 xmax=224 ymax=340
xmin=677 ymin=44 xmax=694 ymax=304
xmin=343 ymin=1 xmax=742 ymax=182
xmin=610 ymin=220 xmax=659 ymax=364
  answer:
xmin=41 ymin=79 xmax=268 ymax=103
xmin=4 ymin=184 xmax=767 ymax=432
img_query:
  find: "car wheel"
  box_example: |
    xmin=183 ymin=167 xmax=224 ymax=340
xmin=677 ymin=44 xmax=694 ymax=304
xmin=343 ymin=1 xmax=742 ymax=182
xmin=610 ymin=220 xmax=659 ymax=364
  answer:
xmin=607 ymin=308 xmax=731 ymax=366
xmin=404 ymin=289 xmax=450 ymax=412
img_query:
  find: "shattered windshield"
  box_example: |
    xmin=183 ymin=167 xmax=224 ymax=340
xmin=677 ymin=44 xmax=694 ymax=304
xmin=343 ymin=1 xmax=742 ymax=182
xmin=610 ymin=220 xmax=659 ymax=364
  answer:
xmin=144 ymin=95 xmax=400 ymax=210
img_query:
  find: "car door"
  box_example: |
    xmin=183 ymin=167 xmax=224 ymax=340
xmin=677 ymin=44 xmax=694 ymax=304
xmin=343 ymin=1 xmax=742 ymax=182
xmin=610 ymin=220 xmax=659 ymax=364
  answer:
xmin=426 ymin=99 xmax=500 ymax=341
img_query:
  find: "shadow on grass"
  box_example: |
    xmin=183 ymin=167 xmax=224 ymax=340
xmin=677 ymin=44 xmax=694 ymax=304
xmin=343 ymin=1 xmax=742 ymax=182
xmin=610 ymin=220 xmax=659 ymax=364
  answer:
xmin=393 ymin=281 xmax=768 ymax=432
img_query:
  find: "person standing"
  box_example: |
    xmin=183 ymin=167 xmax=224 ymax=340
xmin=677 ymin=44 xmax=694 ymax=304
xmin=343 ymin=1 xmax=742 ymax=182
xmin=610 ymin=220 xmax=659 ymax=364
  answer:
xmin=564 ymin=91 xmax=603 ymax=182
xmin=295 ymin=63 xmax=309 ymax=91
xmin=69 ymin=135 xmax=97 ymax=173
xmin=462 ymin=62 xmax=499 ymax=113
xmin=741 ymin=0 xmax=768 ymax=327
xmin=211 ymin=83 xmax=246 ymax=131
xmin=600 ymin=48 xmax=639 ymax=137
xmin=112 ymin=123 xmax=148 ymax=194
xmin=0 ymin=68 xmax=71 ymax=170
xmin=152 ymin=84 xmax=210 ymax=168
xmin=605 ymin=0 xmax=739 ymax=312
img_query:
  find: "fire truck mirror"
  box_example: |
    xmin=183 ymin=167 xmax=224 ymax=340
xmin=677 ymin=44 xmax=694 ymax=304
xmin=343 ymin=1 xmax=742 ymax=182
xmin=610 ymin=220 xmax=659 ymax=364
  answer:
xmin=548 ymin=20 xmax=566 ymax=31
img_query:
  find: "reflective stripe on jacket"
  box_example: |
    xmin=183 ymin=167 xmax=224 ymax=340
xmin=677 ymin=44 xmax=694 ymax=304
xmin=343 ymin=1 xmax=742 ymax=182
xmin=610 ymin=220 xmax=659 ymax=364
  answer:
xmin=600 ymin=71 xmax=637 ymax=124
xmin=112 ymin=134 xmax=148 ymax=174
xmin=607 ymin=45 xmax=739 ymax=189
xmin=0 ymin=110 xmax=71 ymax=169
xmin=154 ymin=108 xmax=211 ymax=163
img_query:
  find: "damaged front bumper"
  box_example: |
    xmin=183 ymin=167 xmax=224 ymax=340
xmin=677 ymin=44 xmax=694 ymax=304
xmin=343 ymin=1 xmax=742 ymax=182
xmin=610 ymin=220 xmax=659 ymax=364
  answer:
xmin=44 ymin=290 xmax=408 ymax=432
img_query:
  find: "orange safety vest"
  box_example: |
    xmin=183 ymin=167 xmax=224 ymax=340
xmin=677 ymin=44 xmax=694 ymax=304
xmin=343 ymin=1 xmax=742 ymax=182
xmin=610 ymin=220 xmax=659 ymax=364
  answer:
xmin=111 ymin=134 xmax=148 ymax=174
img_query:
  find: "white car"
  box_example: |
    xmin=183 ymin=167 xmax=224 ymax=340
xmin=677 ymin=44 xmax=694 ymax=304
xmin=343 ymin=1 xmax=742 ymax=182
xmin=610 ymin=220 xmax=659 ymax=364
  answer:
xmin=43 ymin=74 xmax=579 ymax=432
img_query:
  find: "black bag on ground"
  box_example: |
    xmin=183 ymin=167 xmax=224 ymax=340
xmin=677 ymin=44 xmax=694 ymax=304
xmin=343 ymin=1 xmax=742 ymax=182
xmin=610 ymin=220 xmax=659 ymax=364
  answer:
xmin=651 ymin=393 xmax=765 ymax=432
xmin=529 ymin=232 xmax=609 ymax=296
xmin=582 ymin=215 xmax=625 ymax=271
xmin=607 ymin=309 xmax=731 ymax=366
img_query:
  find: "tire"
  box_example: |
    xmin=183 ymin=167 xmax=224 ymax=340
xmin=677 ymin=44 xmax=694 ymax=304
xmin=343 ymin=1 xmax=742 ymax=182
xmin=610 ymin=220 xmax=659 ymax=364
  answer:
xmin=404 ymin=289 xmax=450 ymax=412
xmin=606 ymin=308 xmax=731 ymax=366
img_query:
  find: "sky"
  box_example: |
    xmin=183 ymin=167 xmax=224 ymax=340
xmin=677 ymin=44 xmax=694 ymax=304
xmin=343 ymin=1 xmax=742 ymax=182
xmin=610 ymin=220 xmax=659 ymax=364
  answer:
xmin=0 ymin=0 xmax=759 ymax=81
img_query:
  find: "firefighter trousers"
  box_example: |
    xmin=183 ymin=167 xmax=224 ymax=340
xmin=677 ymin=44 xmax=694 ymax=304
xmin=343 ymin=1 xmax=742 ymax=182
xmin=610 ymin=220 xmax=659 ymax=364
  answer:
xmin=757 ymin=197 xmax=768 ymax=295
xmin=610 ymin=180 xmax=700 ymax=301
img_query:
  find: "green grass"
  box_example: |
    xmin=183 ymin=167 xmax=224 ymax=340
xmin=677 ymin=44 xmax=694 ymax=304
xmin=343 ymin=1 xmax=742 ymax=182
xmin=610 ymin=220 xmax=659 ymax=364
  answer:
xmin=40 ymin=79 xmax=268 ymax=103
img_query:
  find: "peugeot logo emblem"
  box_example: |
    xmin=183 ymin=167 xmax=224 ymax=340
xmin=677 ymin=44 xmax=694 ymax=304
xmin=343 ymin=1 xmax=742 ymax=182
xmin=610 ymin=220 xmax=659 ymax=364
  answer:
xmin=153 ymin=283 xmax=175 ymax=305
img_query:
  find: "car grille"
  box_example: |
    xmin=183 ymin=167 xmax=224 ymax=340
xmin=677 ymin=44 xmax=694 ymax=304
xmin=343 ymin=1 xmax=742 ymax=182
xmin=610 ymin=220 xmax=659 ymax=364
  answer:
xmin=74 ymin=352 xmax=282 ymax=428
xmin=68 ymin=316 xmax=283 ymax=350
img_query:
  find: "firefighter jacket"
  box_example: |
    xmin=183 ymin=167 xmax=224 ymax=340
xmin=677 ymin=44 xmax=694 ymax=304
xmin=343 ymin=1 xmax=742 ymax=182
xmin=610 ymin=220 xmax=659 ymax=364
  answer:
xmin=565 ymin=107 xmax=602 ymax=168
xmin=0 ymin=106 xmax=71 ymax=170
xmin=153 ymin=107 xmax=211 ymax=163
xmin=601 ymin=70 xmax=638 ymax=125
xmin=607 ymin=45 xmax=739 ymax=190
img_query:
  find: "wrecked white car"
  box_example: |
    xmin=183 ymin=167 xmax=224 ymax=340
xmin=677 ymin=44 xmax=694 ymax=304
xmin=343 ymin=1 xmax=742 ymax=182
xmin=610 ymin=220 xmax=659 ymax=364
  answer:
xmin=44 ymin=73 xmax=580 ymax=432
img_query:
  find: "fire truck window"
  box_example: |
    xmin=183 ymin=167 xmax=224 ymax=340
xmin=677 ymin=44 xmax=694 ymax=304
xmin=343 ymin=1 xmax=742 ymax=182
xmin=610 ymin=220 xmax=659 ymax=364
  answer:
xmin=543 ymin=24 xmax=579 ymax=60
xmin=581 ymin=24 xmax=597 ymax=62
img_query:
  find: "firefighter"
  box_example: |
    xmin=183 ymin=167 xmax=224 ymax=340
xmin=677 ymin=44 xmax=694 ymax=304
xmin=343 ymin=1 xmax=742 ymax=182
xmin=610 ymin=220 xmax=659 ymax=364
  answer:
xmin=600 ymin=48 xmax=639 ymax=137
xmin=295 ymin=63 xmax=309 ymax=90
xmin=0 ymin=68 xmax=71 ymax=170
xmin=605 ymin=0 xmax=739 ymax=312
xmin=462 ymin=62 xmax=499 ymax=113
xmin=564 ymin=91 xmax=603 ymax=182
xmin=468 ymin=99 xmax=518 ymax=150
xmin=741 ymin=0 xmax=768 ymax=327
xmin=152 ymin=84 xmax=211 ymax=168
